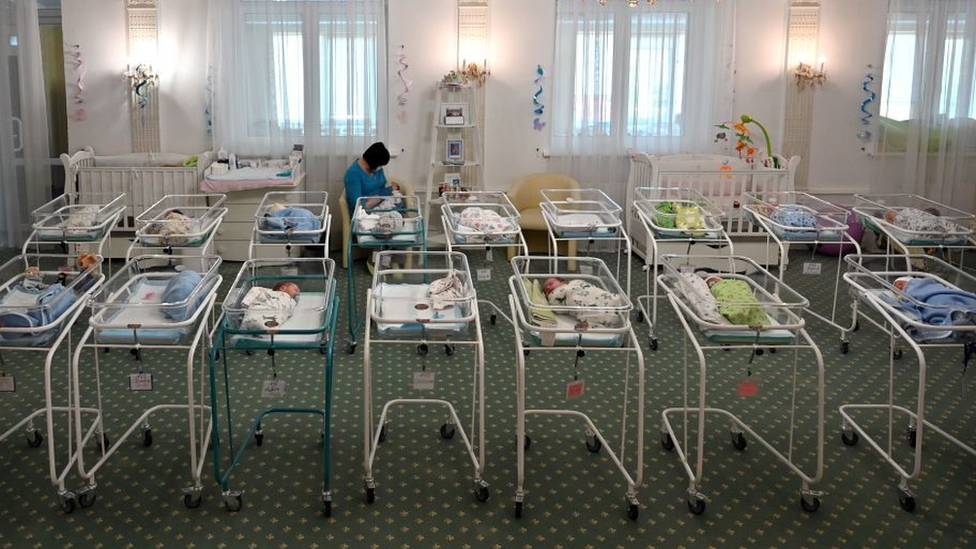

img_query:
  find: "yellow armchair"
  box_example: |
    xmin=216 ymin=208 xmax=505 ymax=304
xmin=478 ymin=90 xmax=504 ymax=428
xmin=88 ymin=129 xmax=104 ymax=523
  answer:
xmin=507 ymin=173 xmax=580 ymax=258
xmin=340 ymin=177 xmax=414 ymax=269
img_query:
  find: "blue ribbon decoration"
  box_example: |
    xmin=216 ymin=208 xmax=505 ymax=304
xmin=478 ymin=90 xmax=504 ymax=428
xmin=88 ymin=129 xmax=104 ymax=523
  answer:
xmin=533 ymin=65 xmax=545 ymax=116
xmin=860 ymin=73 xmax=876 ymax=125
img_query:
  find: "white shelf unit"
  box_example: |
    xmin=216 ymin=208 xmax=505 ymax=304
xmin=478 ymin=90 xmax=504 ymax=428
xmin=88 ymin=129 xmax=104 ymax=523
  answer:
xmin=425 ymin=82 xmax=485 ymax=248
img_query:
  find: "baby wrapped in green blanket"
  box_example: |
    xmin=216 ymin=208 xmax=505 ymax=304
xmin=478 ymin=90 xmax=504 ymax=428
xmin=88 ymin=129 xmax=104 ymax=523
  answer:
xmin=705 ymin=275 xmax=770 ymax=326
xmin=655 ymin=201 xmax=706 ymax=233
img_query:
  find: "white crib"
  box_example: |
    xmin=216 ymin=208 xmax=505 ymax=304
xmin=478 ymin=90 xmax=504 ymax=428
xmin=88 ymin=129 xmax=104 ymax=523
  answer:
xmin=61 ymin=147 xmax=214 ymax=257
xmin=626 ymin=152 xmax=799 ymax=261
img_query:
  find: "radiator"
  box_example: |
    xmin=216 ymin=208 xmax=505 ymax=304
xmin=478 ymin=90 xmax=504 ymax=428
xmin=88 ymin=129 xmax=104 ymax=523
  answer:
xmin=626 ymin=152 xmax=799 ymax=260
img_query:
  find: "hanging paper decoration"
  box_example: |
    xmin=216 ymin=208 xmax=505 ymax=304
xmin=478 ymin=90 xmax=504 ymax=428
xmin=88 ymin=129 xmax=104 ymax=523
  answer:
xmin=396 ymin=46 xmax=411 ymax=106
xmin=860 ymin=70 xmax=876 ymax=126
xmin=64 ymin=44 xmax=87 ymax=121
xmin=205 ymin=67 xmax=214 ymax=137
xmin=532 ymin=64 xmax=546 ymax=131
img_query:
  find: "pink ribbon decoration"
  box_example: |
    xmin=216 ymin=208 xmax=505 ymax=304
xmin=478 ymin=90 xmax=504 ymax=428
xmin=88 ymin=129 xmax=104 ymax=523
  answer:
xmin=396 ymin=48 xmax=411 ymax=106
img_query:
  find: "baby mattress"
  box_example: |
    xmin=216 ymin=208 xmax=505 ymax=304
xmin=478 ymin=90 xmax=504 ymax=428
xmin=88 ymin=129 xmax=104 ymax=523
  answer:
xmin=700 ymin=314 xmax=796 ymax=345
xmin=527 ymin=313 xmax=625 ymax=348
xmin=230 ymin=292 xmax=330 ymax=348
xmin=550 ymin=213 xmax=620 ymax=238
xmin=374 ymin=283 xmax=468 ymax=335
xmin=202 ymin=167 xmax=296 ymax=192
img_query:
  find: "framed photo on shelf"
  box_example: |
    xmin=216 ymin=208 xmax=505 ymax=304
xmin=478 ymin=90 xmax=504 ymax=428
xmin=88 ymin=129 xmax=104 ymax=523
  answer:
xmin=445 ymin=173 xmax=462 ymax=189
xmin=446 ymin=139 xmax=464 ymax=163
xmin=441 ymin=102 xmax=467 ymax=125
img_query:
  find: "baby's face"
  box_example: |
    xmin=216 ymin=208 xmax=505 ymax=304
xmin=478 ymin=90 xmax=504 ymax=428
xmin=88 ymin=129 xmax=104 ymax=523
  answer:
xmin=273 ymin=281 xmax=300 ymax=299
xmin=543 ymin=277 xmax=566 ymax=297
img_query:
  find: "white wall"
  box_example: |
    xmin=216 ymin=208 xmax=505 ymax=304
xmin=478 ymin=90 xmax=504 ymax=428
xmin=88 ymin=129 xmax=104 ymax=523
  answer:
xmin=62 ymin=0 xmax=210 ymax=155
xmin=60 ymin=0 xmax=888 ymax=193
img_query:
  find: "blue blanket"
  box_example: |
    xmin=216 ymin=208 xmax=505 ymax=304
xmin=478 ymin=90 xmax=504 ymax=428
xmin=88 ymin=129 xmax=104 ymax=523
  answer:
xmin=880 ymin=278 xmax=976 ymax=340
xmin=161 ymin=270 xmax=209 ymax=322
xmin=0 ymin=283 xmax=76 ymax=338
xmin=260 ymin=207 xmax=322 ymax=242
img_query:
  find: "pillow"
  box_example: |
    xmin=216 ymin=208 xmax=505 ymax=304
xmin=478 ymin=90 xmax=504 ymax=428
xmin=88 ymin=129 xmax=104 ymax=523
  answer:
xmin=161 ymin=270 xmax=204 ymax=322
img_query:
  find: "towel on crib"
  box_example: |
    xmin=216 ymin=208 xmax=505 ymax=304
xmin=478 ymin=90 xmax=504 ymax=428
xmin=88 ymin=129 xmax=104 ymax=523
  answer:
xmin=161 ymin=270 xmax=207 ymax=322
xmin=709 ymin=279 xmax=769 ymax=326
xmin=547 ymin=279 xmax=622 ymax=328
xmin=880 ymin=277 xmax=976 ymax=340
xmin=0 ymin=283 xmax=76 ymax=336
xmin=429 ymin=272 xmax=466 ymax=310
xmin=679 ymin=273 xmax=724 ymax=323
xmin=240 ymin=286 xmax=297 ymax=331
xmin=771 ymin=205 xmax=817 ymax=229
xmin=523 ymin=279 xmax=558 ymax=326
xmin=261 ymin=207 xmax=321 ymax=234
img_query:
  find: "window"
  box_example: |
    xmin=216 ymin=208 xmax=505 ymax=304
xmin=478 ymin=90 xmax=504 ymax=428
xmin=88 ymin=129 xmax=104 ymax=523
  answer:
xmin=881 ymin=12 xmax=976 ymax=120
xmin=239 ymin=1 xmax=383 ymax=138
xmin=553 ymin=5 xmax=689 ymax=140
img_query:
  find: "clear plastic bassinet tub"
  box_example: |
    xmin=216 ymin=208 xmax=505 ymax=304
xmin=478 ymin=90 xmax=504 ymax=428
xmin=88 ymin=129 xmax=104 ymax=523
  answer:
xmin=657 ymin=254 xmax=808 ymax=345
xmin=0 ymin=254 xmax=103 ymax=347
xmin=441 ymin=191 xmax=521 ymax=244
xmin=135 ymin=194 xmax=228 ymax=248
xmin=88 ymin=255 xmax=222 ymax=346
xmin=540 ymin=188 xmax=623 ymax=238
xmin=370 ymin=251 xmax=476 ymax=339
xmin=254 ymin=191 xmax=330 ymax=244
xmin=351 ymin=195 xmax=425 ymax=246
xmin=743 ymin=191 xmax=850 ymax=242
xmin=509 ymin=255 xmax=632 ymax=347
xmin=222 ymin=258 xmax=337 ymax=348
xmin=853 ymin=194 xmax=975 ymax=247
xmin=32 ymin=192 xmax=125 ymax=242
xmin=633 ymin=186 xmax=726 ymax=240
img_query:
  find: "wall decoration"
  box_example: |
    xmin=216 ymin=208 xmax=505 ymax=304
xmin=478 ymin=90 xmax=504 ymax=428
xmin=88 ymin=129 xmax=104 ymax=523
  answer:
xmin=532 ymin=64 xmax=546 ymax=132
xmin=859 ymin=66 xmax=876 ymax=128
xmin=205 ymin=68 xmax=214 ymax=137
xmin=395 ymin=45 xmax=411 ymax=106
xmin=64 ymin=44 xmax=86 ymax=121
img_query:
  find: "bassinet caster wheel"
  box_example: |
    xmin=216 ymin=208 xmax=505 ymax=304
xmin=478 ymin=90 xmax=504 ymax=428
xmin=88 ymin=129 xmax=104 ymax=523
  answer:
xmin=142 ymin=427 xmax=153 ymax=448
xmin=661 ymin=431 xmax=675 ymax=451
xmin=223 ymin=491 xmax=243 ymax=512
xmin=585 ymin=431 xmax=602 ymax=453
xmin=93 ymin=432 xmax=110 ymax=451
xmin=648 ymin=338 xmax=659 ymax=351
xmin=852 ymin=320 xmax=860 ymax=332
xmin=627 ymin=500 xmax=639 ymax=521
xmin=731 ymin=431 xmax=747 ymax=451
xmin=346 ymin=342 xmax=357 ymax=355
xmin=490 ymin=314 xmax=497 ymax=325
xmin=26 ymin=429 xmax=43 ymax=448
xmin=77 ymin=488 xmax=96 ymax=509
xmin=800 ymin=494 xmax=821 ymax=513
xmin=840 ymin=341 xmax=850 ymax=354
xmin=841 ymin=429 xmax=859 ymax=446
xmin=474 ymin=481 xmax=490 ymax=503
xmin=321 ymin=491 xmax=333 ymax=517
xmin=417 ymin=343 xmax=429 ymax=356
xmin=514 ymin=500 xmax=523 ymax=518
xmin=522 ymin=349 xmax=530 ymax=356
xmin=245 ymin=349 xmax=255 ymax=356
xmin=130 ymin=347 xmax=142 ymax=361
xmin=898 ymin=487 xmax=916 ymax=512
xmin=439 ymin=423 xmax=456 ymax=439
xmin=516 ymin=435 xmax=531 ymax=451
xmin=58 ymin=492 xmax=76 ymax=514
xmin=444 ymin=344 xmax=455 ymax=356
xmin=255 ymin=430 xmax=264 ymax=447
xmin=183 ymin=487 xmax=203 ymax=509
xmin=687 ymin=491 xmax=706 ymax=515
xmin=754 ymin=348 xmax=764 ymax=356
xmin=364 ymin=479 xmax=376 ymax=504
xmin=319 ymin=346 xmax=327 ymax=355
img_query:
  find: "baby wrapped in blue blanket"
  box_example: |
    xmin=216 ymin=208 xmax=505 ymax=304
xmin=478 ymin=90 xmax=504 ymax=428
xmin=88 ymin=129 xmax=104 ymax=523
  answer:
xmin=260 ymin=203 xmax=322 ymax=242
xmin=0 ymin=282 xmax=76 ymax=340
xmin=769 ymin=205 xmax=840 ymax=241
xmin=880 ymin=277 xmax=976 ymax=341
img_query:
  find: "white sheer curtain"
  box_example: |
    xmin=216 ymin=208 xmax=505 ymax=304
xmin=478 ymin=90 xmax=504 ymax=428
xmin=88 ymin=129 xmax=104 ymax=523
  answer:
xmin=876 ymin=0 xmax=976 ymax=211
xmin=0 ymin=0 xmax=51 ymax=247
xmin=208 ymin=0 xmax=387 ymax=194
xmin=550 ymin=0 xmax=735 ymax=204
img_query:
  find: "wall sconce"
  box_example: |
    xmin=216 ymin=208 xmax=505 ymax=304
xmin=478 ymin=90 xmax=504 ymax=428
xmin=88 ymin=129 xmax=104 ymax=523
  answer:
xmin=794 ymin=59 xmax=827 ymax=90
xmin=458 ymin=1 xmax=490 ymax=86
xmin=125 ymin=0 xmax=160 ymax=152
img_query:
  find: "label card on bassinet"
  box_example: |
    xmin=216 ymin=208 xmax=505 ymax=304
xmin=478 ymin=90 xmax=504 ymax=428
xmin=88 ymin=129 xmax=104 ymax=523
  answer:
xmin=0 ymin=375 xmax=16 ymax=392
xmin=803 ymin=262 xmax=822 ymax=275
xmin=372 ymin=252 xmax=393 ymax=269
xmin=566 ymin=379 xmax=585 ymax=400
xmin=128 ymin=373 xmax=154 ymax=392
xmin=282 ymin=266 xmax=299 ymax=277
xmin=679 ymin=265 xmax=695 ymax=274
xmin=261 ymin=379 xmax=286 ymax=399
xmin=477 ymin=267 xmax=492 ymax=282
xmin=579 ymin=265 xmax=594 ymax=276
xmin=738 ymin=376 xmax=760 ymax=398
xmin=413 ymin=371 xmax=435 ymax=391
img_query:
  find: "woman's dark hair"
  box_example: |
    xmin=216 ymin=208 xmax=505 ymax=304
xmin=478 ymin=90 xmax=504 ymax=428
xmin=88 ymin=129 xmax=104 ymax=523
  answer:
xmin=362 ymin=142 xmax=391 ymax=170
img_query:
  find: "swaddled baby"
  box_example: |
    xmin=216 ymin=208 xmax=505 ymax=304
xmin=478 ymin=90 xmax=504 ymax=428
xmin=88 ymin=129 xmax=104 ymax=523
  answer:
xmin=240 ymin=281 xmax=300 ymax=331
xmin=542 ymin=277 xmax=623 ymax=328
xmin=770 ymin=205 xmax=817 ymax=229
xmin=456 ymin=207 xmax=514 ymax=233
xmin=705 ymin=275 xmax=770 ymax=326
xmin=149 ymin=210 xmax=195 ymax=245
xmin=261 ymin=203 xmax=322 ymax=235
xmin=884 ymin=207 xmax=959 ymax=234
xmin=655 ymin=201 xmax=705 ymax=231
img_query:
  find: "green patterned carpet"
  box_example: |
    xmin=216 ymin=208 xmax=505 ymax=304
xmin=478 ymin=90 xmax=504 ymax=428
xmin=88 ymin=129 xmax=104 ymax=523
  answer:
xmin=0 ymin=248 xmax=974 ymax=548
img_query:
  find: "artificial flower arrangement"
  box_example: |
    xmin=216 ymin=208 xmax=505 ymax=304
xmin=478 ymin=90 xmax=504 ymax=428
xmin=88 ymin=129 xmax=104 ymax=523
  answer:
xmin=441 ymin=69 xmax=468 ymax=87
xmin=715 ymin=115 xmax=780 ymax=169
xmin=441 ymin=62 xmax=490 ymax=88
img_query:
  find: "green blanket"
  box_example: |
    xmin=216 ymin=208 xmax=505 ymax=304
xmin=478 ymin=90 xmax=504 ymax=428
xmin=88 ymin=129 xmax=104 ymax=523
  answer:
xmin=523 ymin=279 xmax=557 ymax=326
xmin=710 ymin=279 xmax=769 ymax=326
